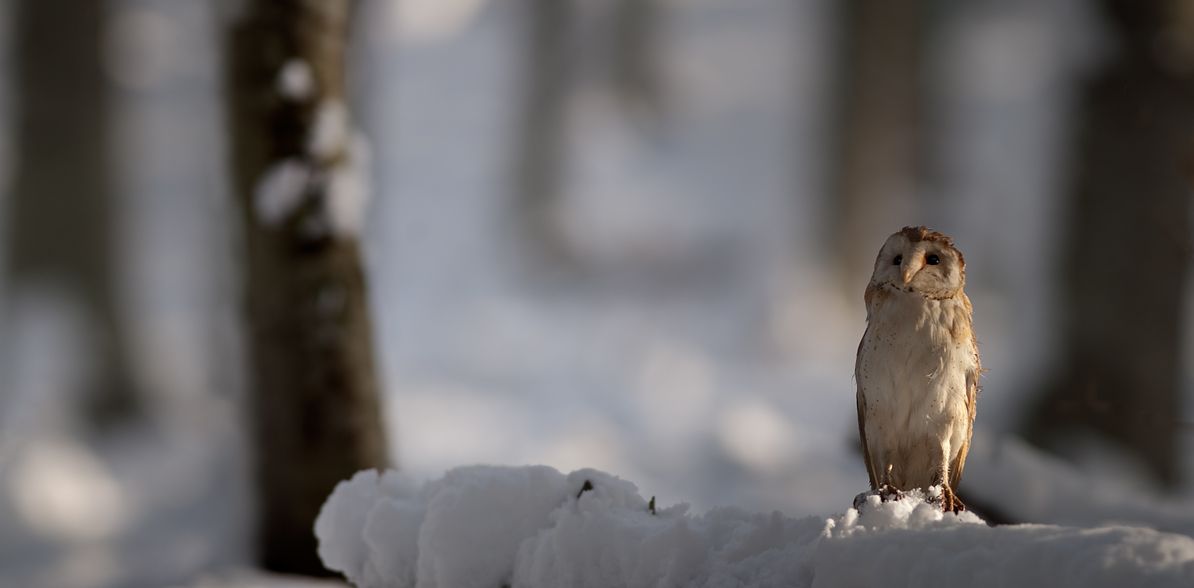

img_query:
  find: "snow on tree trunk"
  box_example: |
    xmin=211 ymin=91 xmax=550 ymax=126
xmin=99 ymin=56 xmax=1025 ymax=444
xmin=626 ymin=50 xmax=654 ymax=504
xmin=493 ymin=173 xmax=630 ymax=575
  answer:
xmin=225 ymin=0 xmax=389 ymax=575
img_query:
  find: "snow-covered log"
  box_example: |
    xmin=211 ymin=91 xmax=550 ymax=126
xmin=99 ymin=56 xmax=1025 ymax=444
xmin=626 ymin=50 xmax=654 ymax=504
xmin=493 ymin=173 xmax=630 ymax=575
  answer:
xmin=315 ymin=465 xmax=1194 ymax=588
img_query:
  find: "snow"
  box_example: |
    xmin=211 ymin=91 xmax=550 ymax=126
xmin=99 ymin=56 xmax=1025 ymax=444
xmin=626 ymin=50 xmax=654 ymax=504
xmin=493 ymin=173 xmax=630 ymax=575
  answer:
xmin=9 ymin=438 xmax=130 ymax=542
xmin=315 ymin=470 xmax=421 ymax=588
xmin=963 ymin=433 xmax=1194 ymax=539
xmin=252 ymin=106 xmax=372 ymax=235
xmin=188 ymin=570 xmax=346 ymax=587
xmin=316 ymin=465 xmax=1194 ymax=588
xmin=308 ymin=100 xmax=350 ymax=161
xmin=277 ymin=59 xmax=315 ymax=101
xmin=254 ymin=158 xmax=310 ymax=226
xmin=325 ymin=132 xmax=373 ymax=236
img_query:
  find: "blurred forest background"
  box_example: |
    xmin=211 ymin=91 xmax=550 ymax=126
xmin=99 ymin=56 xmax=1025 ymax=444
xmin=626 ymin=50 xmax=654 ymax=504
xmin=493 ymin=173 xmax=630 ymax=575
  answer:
xmin=0 ymin=0 xmax=1193 ymax=586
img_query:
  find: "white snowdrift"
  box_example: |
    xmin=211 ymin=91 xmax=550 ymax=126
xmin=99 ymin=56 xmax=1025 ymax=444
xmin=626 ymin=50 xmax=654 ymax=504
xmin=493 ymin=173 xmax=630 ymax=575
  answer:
xmin=315 ymin=465 xmax=1194 ymax=588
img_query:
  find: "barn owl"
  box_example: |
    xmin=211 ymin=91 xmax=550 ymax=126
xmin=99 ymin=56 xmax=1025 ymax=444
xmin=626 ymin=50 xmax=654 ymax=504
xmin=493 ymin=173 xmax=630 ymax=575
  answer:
xmin=855 ymin=226 xmax=980 ymax=512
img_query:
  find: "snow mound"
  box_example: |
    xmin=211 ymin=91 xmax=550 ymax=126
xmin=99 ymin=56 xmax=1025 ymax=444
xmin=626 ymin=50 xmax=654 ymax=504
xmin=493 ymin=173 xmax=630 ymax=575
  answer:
xmin=315 ymin=465 xmax=1194 ymax=588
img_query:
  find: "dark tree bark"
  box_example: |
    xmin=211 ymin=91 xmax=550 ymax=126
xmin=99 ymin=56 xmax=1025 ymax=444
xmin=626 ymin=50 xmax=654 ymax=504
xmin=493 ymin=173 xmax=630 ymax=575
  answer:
xmin=826 ymin=0 xmax=929 ymax=293
xmin=1025 ymin=0 xmax=1194 ymax=487
xmin=226 ymin=0 xmax=389 ymax=574
xmin=5 ymin=0 xmax=140 ymax=426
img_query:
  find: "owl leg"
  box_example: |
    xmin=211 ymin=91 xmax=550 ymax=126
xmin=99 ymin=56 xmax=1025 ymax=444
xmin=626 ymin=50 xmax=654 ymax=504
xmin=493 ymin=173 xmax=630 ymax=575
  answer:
xmin=936 ymin=444 xmax=966 ymax=513
xmin=877 ymin=463 xmax=904 ymax=502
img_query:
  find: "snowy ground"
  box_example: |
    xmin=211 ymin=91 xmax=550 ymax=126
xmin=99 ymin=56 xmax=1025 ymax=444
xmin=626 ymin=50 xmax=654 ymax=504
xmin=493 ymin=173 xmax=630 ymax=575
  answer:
xmin=1 ymin=0 xmax=1193 ymax=586
xmin=314 ymin=465 xmax=1194 ymax=588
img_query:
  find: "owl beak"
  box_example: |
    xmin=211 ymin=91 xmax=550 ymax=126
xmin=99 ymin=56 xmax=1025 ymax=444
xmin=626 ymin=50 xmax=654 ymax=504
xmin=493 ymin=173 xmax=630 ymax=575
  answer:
xmin=901 ymin=258 xmax=923 ymax=284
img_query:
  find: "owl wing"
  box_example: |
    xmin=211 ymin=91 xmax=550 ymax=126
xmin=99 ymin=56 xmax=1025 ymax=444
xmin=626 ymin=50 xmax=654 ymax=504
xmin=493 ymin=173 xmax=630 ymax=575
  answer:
xmin=857 ymin=389 xmax=878 ymax=489
xmin=856 ymin=332 xmax=879 ymax=490
xmin=949 ymin=294 xmax=980 ymax=489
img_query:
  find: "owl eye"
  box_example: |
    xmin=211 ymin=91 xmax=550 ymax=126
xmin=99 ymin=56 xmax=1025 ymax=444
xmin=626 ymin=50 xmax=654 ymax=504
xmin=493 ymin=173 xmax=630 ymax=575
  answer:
xmin=892 ymin=255 xmax=902 ymax=266
xmin=926 ymin=253 xmax=940 ymax=265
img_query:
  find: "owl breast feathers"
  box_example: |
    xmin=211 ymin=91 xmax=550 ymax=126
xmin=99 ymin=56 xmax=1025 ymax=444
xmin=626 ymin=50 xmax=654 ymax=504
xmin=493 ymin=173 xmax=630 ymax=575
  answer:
xmin=855 ymin=226 xmax=980 ymax=513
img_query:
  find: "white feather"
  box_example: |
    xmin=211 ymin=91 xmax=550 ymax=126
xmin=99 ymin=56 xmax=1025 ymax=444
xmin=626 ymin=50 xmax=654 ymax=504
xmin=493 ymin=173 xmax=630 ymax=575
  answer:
xmin=858 ymin=292 xmax=975 ymax=489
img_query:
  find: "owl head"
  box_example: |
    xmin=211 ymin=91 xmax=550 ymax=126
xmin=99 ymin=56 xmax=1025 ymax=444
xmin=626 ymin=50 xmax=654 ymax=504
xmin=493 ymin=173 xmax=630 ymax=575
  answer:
xmin=870 ymin=226 xmax=966 ymax=298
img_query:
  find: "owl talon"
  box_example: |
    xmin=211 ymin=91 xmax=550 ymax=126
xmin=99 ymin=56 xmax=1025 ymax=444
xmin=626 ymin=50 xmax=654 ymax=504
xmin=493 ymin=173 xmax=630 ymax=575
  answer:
xmin=877 ymin=484 xmax=905 ymax=502
xmin=941 ymin=485 xmax=966 ymax=513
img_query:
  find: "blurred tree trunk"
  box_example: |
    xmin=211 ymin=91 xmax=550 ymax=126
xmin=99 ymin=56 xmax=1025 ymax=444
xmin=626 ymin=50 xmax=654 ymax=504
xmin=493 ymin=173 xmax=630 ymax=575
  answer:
xmin=612 ymin=0 xmax=664 ymax=120
xmin=827 ymin=0 xmax=929 ymax=293
xmin=226 ymin=0 xmax=389 ymax=575
xmin=514 ymin=0 xmax=576 ymax=264
xmin=513 ymin=0 xmax=667 ymax=266
xmin=1025 ymin=0 xmax=1194 ymax=487
xmin=5 ymin=0 xmax=141 ymax=426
